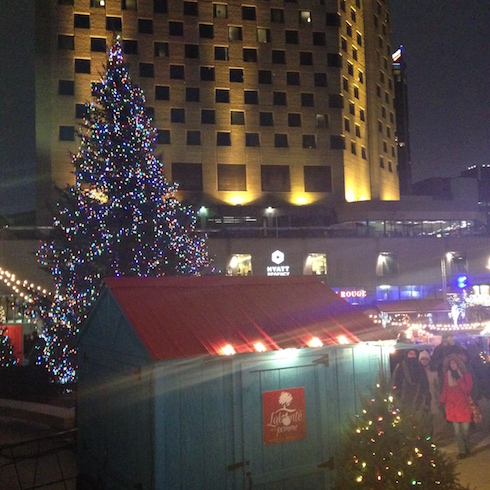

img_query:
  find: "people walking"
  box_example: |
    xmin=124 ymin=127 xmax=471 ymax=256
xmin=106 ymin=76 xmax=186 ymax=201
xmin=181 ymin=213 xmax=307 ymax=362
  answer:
xmin=440 ymin=353 xmax=473 ymax=459
xmin=392 ymin=348 xmax=431 ymax=411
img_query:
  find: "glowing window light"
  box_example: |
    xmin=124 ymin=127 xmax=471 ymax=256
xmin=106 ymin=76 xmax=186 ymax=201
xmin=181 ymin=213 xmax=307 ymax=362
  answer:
xmin=253 ymin=342 xmax=267 ymax=352
xmin=307 ymin=337 xmax=323 ymax=347
xmin=337 ymin=335 xmax=349 ymax=345
xmin=221 ymin=344 xmax=236 ymax=356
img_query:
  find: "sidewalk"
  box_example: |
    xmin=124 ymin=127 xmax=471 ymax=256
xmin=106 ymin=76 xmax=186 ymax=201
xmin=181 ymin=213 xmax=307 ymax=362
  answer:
xmin=438 ymin=397 xmax=490 ymax=490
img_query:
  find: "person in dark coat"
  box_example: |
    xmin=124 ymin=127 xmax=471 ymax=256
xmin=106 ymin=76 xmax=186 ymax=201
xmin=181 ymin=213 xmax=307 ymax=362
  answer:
xmin=392 ymin=348 xmax=431 ymax=410
xmin=431 ymin=333 xmax=465 ymax=381
xmin=440 ymin=353 xmax=473 ymax=459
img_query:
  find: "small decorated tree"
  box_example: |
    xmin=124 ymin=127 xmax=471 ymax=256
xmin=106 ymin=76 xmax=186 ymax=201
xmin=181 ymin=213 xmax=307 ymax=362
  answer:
xmin=38 ymin=37 xmax=210 ymax=383
xmin=334 ymin=374 xmax=469 ymax=489
xmin=0 ymin=327 xmax=17 ymax=367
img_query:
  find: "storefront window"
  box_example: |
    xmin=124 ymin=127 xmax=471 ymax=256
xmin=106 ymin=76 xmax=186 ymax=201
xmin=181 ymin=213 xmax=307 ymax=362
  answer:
xmin=376 ymin=252 xmax=398 ymax=276
xmin=304 ymin=253 xmax=327 ymax=275
xmin=227 ymin=254 xmax=253 ymax=276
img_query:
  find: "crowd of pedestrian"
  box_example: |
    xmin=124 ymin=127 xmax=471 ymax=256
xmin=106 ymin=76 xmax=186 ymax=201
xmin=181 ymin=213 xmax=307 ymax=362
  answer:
xmin=391 ymin=332 xmax=487 ymax=460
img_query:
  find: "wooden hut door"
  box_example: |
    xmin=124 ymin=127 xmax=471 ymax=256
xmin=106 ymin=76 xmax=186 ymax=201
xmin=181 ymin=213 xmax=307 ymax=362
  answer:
xmin=237 ymin=352 xmax=336 ymax=490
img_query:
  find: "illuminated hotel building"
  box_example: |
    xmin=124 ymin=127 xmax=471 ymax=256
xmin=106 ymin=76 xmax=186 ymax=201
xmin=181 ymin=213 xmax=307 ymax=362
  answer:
xmin=33 ymin=0 xmax=399 ymax=225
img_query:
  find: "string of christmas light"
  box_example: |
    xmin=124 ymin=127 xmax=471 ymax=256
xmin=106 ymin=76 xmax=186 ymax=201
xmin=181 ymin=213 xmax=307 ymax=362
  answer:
xmin=0 ymin=267 xmax=52 ymax=302
xmin=37 ymin=36 xmax=210 ymax=383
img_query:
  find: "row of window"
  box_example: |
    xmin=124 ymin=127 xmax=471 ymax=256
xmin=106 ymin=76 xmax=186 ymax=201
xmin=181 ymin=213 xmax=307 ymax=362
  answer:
xmin=172 ymin=163 xmax=333 ymax=193
xmin=71 ymin=14 xmax=363 ymax=45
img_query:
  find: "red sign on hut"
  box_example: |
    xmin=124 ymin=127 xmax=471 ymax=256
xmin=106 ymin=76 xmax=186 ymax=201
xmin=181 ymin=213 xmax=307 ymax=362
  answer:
xmin=262 ymin=387 xmax=307 ymax=445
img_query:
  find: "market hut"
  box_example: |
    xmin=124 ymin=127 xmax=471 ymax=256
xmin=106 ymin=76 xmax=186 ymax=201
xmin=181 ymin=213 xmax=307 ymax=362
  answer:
xmin=77 ymin=276 xmax=394 ymax=489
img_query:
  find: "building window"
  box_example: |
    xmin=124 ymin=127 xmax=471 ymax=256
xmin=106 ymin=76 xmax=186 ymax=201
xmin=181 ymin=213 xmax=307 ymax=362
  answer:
xmin=186 ymin=131 xmax=201 ymax=145
xmin=347 ymin=62 xmax=354 ymax=76
xmin=325 ymin=13 xmax=340 ymax=27
xmin=274 ymin=134 xmax=289 ymax=148
xmin=172 ymin=163 xmax=202 ymax=191
xmin=231 ymin=111 xmax=245 ymax=125
xmin=327 ymin=53 xmax=341 ymax=67
xmin=58 ymin=0 xmax=74 ymax=4
xmin=355 ymin=124 xmax=361 ymax=137
xmin=229 ymin=26 xmax=243 ymax=41
xmin=354 ymin=86 xmax=359 ymax=99
xmin=273 ymin=92 xmax=287 ymax=106
xmin=285 ymin=30 xmax=299 ymax=44
xmin=215 ymin=46 xmax=229 ymax=61
xmin=184 ymin=1 xmax=198 ymax=15
xmin=271 ymin=8 xmax=284 ymax=22
xmin=313 ymin=32 xmax=326 ymax=46
xmin=314 ymin=73 xmax=327 ymax=87
xmin=257 ymin=28 xmax=271 ymax=43
xmin=75 ymin=103 xmax=87 ymax=119
xmin=304 ymin=166 xmax=331 ymax=192
xmin=351 ymin=142 xmax=356 ymax=154
xmin=287 ymin=71 xmax=300 ymax=85
xmin=156 ymin=129 xmax=170 ymax=144
xmin=360 ymin=109 xmax=365 ymax=121
xmin=106 ymin=17 xmax=122 ymax=32
xmin=138 ymin=63 xmax=154 ymax=77
xmin=169 ymin=21 xmax=183 ymax=36
xmin=388 ymin=161 xmax=393 ymax=172
xmin=352 ymin=47 xmax=358 ymax=61
xmin=123 ymin=39 xmax=138 ymax=54
xmin=201 ymin=109 xmax=215 ymax=124
xmin=59 ymin=80 xmax=74 ymax=95
xmin=75 ymin=59 xmax=91 ymax=73
xmin=344 ymin=118 xmax=350 ymax=132
xmin=316 ymin=114 xmax=328 ymax=128
xmin=185 ymin=44 xmax=199 ymax=58
xmin=153 ymin=0 xmax=167 ymax=13
xmin=305 ymin=253 xmax=327 ymax=275
xmin=379 ymin=157 xmax=384 ymax=168
xmin=199 ymin=23 xmax=214 ymax=38
xmin=258 ymin=70 xmax=272 ymax=84
xmin=244 ymin=90 xmax=259 ymax=104
xmin=299 ymin=10 xmax=312 ymax=24
xmin=376 ymin=252 xmax=399 ymax=276
xmin=300 ymin=52 xmax=313 ymax=65
xmin=272 ymin=50 xmax=286 ymax=64
xmin=301 ymin=93 xmax=314 ymax=107
xmin=139 ymin=19 xmax=153 ymax=34
xmin=261 ymin=166 xmax=290 ymax=192
xmin=230 ymin=68 xmax=244 ymax=82
xmin=155 ymin=85 xmax=170 ymax=100
xmin=329 ymin=94 xmax=343 ymax=108
xmin=171 ymin=108 xmax=185 ymax=123
xmin=58 ymin=35 xmax=74 ymax=50
xmin=346 ymin=23 xmax=352 ymax=37
xmin=122 ymin=0 xmax=137 ymax=10
xmin=357 ymin=32 xmax=362 ymax=45
xmin=186 ymin=87 xmax=200 ymax=102
xmin=349 ymin=102 xmax=355 ymax=114
xmin=90 ymin=0 xmax=105 ymax=6
xmin=358 ymin=70 xmax=364 ymax=83
xmin=170 ymin=65 xmax=184 ymax=79
xmin=227 ymin=254 xmax=252 ymax=276
xmin=154 ymin=42 xmax=168 ymax=57
xmin=243 ymin=48 xmax=257 ymax=62
xmin=245 ymin=133 xmax=260 ymax=147
xmin=74 ymin=14 xmax=90 ymax=28
xmin=215 ymin=89 xmax=230 ymax=103
xmin=213 ymin=4 xmax=227 ymax=18
xmin=343 ymin=77 xmax=349 ymax=92
xmin=330 ymin=135 xmax=345 ymax=149
xmin=242 ymin=6 xmax=256 ymax=20
xmin=361 ymin=147 xmax=367 ymax=159
xmin=288 ymin=113 xmax=301 ymax=127
xmin=260 ymin=112 xmax=273 ymax=126
xmin=303 ymin=135 xmax=316 ymax=149
xmin=217 ymin=132 xmax=232 ymax=146
xmin=59 ymin=126 xmax=75 ymax=141
xmin=218 ymin=165 xmax=247 ymax=191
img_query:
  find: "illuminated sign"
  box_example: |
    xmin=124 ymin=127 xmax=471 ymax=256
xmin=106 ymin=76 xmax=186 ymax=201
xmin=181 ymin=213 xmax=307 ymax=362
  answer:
xmin=262 ymin=387 xmax=306 ymax=444
xmin=338 ymin=289 xmax=367 ymax=299
xmin=267 ymin=250 xmax=291 ymax=276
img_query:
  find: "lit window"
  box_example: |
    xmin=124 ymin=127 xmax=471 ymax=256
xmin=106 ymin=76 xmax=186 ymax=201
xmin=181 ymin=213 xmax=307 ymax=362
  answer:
xmin=376 ymin=252 xmax=399 ymax=276
xmin=229 ymin=26 xmax=243 ymax=41
xmin=305 ymin=253 xmax=327 ymax=275
xmin=257 ymin=28 xmax=271 ymax=43
xmin=213 ymin=4 xmax=227 ymax=18
xmin=227 ymin=254 xmax=253 ymax=276
xmin=299 ymin=10 xmax=311 ymax=23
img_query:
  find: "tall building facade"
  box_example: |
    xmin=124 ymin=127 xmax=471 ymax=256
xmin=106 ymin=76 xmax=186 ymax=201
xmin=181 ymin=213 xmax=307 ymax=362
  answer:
xmin=33 ymin=0 xmax=399 ymax=224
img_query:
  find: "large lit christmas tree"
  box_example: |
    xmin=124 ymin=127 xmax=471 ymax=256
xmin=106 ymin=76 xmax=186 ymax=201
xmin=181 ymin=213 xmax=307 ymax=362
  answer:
xmin=38 ymin=37 xmax=210 ymax=383
xmin=334 ymin=374 xmax=468 ymax=489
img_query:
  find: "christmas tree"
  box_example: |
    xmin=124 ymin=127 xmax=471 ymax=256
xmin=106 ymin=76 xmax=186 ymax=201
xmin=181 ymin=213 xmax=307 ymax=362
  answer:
xmin=334 ymin=373 xmax=468 ymax=489
xmin=38 ymin=37 xmax=210 ymax=383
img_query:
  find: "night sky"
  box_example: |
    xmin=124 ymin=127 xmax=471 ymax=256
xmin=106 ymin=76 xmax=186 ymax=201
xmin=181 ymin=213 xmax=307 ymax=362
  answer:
xmin=390 ymin=0 xmax=490 ymax=183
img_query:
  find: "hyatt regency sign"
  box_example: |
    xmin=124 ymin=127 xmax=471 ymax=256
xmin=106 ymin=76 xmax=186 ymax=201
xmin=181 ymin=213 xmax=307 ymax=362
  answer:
xmin=266 ymin=250 xmax=291 ymax=277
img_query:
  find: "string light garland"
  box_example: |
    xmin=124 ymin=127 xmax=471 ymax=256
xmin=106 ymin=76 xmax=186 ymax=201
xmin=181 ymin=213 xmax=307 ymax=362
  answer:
xmin=37 ymin=36 xmax=210 ymax=383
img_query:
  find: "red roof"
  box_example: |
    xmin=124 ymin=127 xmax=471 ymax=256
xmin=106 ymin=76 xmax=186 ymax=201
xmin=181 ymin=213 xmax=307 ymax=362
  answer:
xmin=103 ymin=276 xmax=393 ymax=360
